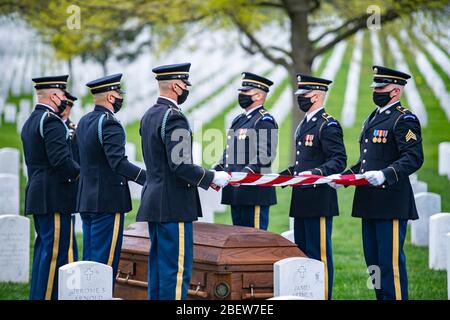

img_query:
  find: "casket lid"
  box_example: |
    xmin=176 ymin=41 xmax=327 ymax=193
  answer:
xmin=123 ymin=222 xmax=297 ymax=248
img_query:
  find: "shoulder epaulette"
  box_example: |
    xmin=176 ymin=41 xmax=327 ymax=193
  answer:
xmin=321 ymin=112 xmax=334 ymax=122
xmin=396 ymin=106 xmax=410 ymax=114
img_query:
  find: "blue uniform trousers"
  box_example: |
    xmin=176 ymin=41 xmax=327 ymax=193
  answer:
xmin=30 ymin=213 xmax=71 ymax=300
xmin=362 ymin=219 xmax=408 ymax=300
xmin=294 ymin=217 xmax=334 ymax=300
xmin=81 ymin=212 xmax=124 ymax=283
xmin=147 ymin=222 xmax=193 ymax=300
xmin=231 ymin=205 xmax=269 ymax=230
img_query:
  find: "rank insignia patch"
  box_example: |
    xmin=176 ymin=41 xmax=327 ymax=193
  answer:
xmin=405 ymin=129 xmax=417 ymax=142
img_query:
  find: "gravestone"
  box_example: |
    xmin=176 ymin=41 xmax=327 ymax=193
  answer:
xmin=125 ymin=143 xmax=137 ymax=163
xmin=0 ymin=147 xmax=20 ymax=176
xmin=281 ymin=230 xmax=295 ymax=243
xmin=0 ymin=215 xmax=30 ymax=283
xmin=438 ymin=142 xmax=450 ymax=176
xmin=73 ymin=213 xmax=83 ymax=234
xmin=128 ymin=160 xmax=145 ymax=200
xmin=411 ymin=192 xmax=441 ymax=246
xmin=58 ymin=261 xmax=113 ymax=300
xmin=429 ymin=213 xmax=450 ymax=270
xmin=274 ymin=257 xmax=325 ymax=300
xmin=4 ymin=104 xmax=16 ymax=123
xmin=0 ymin=174 xmax=20 ymax=215
xmin=411 ymin=180 xmax=427 ymax=194
xmin=198 ymin=189 xmax=215 ymax=223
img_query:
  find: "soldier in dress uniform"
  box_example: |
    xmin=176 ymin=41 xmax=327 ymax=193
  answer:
xmin=137 ymin=63 xmax=231 ymax=300
xmin=280 ymin=74 xmax=347 ymax=300
xmin=21 ymin=75 xmax=80 ymax=300
xmin=214 ymin=72 xmax=278 ymax=230
xmin=60 ymin=91 xmax=79 ymax=262
xmin=76 ymin=74 xmax=146 ymax=281
xmin=332 ymin=66 xmax=424 ymax=300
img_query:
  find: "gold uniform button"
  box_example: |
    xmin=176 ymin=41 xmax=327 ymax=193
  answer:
xmin=297 ymin=151 xmax=300 ymax=155
xmin=295 ymin=161 xmax=299 ymax=165
xmin=187 ymin=184 xmax=191 ymax=187
xmin=365 ymin=139 xmax=368 ymax=143
xmin=361 ymin=169 xmax=365 ymax=173
xmin=298 ymin=142 xmax=302 ymax=146
xmin=382 ymin=185 xmax=386 ymax=189
xmin=294 ymin=171 xmax=297 ymax=175
xmin=362 ymin=160 xmax=366 ymax=163
xmin=364 ymin=149 xmax=367 ymax=153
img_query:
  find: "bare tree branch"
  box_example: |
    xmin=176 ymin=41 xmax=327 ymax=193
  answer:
xmin=230 ymin=14 xmax=292 ymax=69
xmin=312 ymin=9 xmax=399 ymax=58
xmin=312 ymin=14 xmax=366 ymax=44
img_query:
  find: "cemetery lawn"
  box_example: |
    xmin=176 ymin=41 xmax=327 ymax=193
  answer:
xmin=1 ymin=30 xmax=449 ymax=299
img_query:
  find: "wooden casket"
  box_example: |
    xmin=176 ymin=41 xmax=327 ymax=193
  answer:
xmin=114 ymin=222 xmax=305 ymax=300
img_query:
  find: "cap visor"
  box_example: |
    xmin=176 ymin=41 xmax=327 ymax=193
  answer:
xmin=370 ymin=82 xmax=388 ymax=88
xmin=182 ymin=79 xmax=191 ymax=86
xmin=295 ymin=88 xmax=311 ymax=95
xmin=238 ymin=86 xmax=253 ymax=92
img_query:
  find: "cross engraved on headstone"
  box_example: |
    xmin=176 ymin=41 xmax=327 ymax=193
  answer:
xmin=84 ymin=268 xmax=94 ymax=281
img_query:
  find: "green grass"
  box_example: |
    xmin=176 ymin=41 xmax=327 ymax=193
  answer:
xmin=1 ymin=30 xmax=449 ymax=300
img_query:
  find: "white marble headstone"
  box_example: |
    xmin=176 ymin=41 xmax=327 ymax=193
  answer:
xmin=281 ymin=230 xmax=295 ymax=243
xmin=0 ymin=174 xmax=20 ymax=215
xmin=438 ymin=142 xmax=450 ymax=176
xmin=274 ymin=257 xmax=325 ymax=300
xmin=429 ymin=213 xmax=450 ymax=270
xmin=58 ymin=261 xmax=113 ymax=300
xmin=125 ymin=143 xmax=137 ymax=163
xmin=411 ymin=180 xmax=427 ymax=194
xmin=4 ymin=104 xmax=16 ymax=123
xmin=0 ymin=147 xmax=20 ymax=176
xmin=0 ymin=215 xmax=30 ymax=283
xmin=411 ymin=192 xmax=441 ymax=246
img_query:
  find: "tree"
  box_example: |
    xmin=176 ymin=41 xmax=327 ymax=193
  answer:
xmin=2 ymin=0 xmax=448 ymax=156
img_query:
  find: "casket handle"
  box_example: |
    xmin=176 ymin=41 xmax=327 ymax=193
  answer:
xmin=187 ymin=282 xmax=209 ymax=299
xmin=242 ymin=284 xmax=273 ymax=300
xmin=116 ymin=270 xmax=147 ymax=288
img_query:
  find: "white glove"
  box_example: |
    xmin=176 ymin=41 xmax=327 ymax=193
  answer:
xmin=327 ymin=174 xmax=344 ymax=189
xmin=363 ymin=170 xmax=386 ymax=186
xmin=212 ymin=171 xmax=231 ymax=188
xmin=297 ymin=171 xmax=312 ymax=176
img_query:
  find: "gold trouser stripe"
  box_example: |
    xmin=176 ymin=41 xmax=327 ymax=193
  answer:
xmin=68 ymin=217 xmax=74 ymax=263
xmin=175 ymin=222 xmax=185 ymax=300
xmin=107 ymin=213 xmax=121 ymax=267
xmin=392 ymin=219 xmax=402 ymax=300
xmin=254 ymin=206 xmax=261 ymax=229
xmin=320 ymin=217 xmax=329 ymax=300
xmin=45 ymin=213 xmax=60 ymax=300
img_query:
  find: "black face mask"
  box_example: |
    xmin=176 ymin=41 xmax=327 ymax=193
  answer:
xmin=112 ymin=97 xmax=124 ymax=113
xmin=176 ymin=85 xmax=189 ymax=105
xmin=238 ymin=93 xmax=254 ymax=109
xmin=373 ymin=90 xmax=394 ymax=107
xmin=297 ymin=95 xmax=313 ymax=112
xmin=54 ymin=95 xmax=69 ymax=114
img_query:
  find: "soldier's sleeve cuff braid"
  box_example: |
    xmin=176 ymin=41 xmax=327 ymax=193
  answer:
xmin=197 ymin=167 xmax=206 ymax=186
xmin=134 ymin=168 xmax=143 ymax=182
xmin=314 ymin=168 xmax=323 ymax=176
xmin=388 ymin=166 xmax=399 ymax=182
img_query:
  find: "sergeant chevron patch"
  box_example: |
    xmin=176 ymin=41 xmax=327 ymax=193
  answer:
xmin=405 ymin=129 xmax=417 ymax=142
